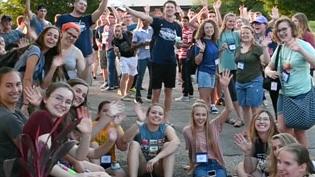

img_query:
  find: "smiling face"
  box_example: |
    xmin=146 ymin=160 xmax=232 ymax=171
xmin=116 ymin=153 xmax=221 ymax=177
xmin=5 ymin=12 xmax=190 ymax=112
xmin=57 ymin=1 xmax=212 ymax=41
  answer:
xmin=163 ymin=2 xmax=176 ymax=18
xmin=44 ymin=87 xmax=73 ymax=117
xmin=43 ymin=28 xmax=59 ymax=49
xmin=253 ymin=22 xmax=266 ymax=34
xmin=241 ymin=27 xmax=254 ymax=43
xmin=276 ymin=21 xmax=293 ymax=43
xmin=225 ymin=15 xmax=236 ymax=30
xmin=72 ymin=84 xmax=88 ymax=107
xmin=147 ymin=105 xmax=164 ymax=126
xmin=277 ymin=150 xmax=306 ymax=177
xmin=193 ymin=106 xmax=208 ymax=128
xmin=0 ymin=71 xmax=22 ymax=108
xmin=62 ymin=28 xmax=80 ymax=45
xmin=204 ymin=22 xmax=215 ymax=38
xmin=254 ymin=112 xmax=271 ymax=133
xmin=74 ymin=0 xmax=87 ymax=15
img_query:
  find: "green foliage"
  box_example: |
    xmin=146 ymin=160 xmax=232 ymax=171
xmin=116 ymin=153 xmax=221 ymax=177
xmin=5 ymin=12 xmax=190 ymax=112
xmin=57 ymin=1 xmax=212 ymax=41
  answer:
xmin=310 ymin=21 xmax=315 ymax=32
xmin=0 ymin=0 xmax=100 ymax=25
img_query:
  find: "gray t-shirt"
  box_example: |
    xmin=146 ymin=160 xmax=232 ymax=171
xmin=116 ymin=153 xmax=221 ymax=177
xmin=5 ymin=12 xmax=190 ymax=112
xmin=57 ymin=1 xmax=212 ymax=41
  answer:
xmin=0 ymin=107 xmax=26 ymax=177
xmin=14 ymin=44 xmax=45 ymax=84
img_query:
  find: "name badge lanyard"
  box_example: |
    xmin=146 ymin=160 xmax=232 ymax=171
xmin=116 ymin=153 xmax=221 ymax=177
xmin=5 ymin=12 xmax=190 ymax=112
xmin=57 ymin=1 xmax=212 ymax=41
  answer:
xmin=280 ymin=45 xmax=293 ymax=89
xmin=223 ymin=31 xmax=237 ymax=54
xmin=194 ymin=131 xmax=210 ymax=163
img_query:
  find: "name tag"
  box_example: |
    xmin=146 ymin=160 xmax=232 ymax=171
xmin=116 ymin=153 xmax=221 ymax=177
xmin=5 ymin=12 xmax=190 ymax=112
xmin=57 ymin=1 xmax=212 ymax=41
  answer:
xmin=195 ymin=152 xmax=208 ymax=163
xmin=271 ymin=81 xmax=278 ymax=91
xmin=101 ymin=155 xmax=111 ymax=164
xmin=145 ymin=45 xmax=150 ymax=49
xmin=215 ymin=58 xmax=219 ymax=65
xmin=237 ymin=62 xmax=244 ymax=70
xmin=228 ymin=44 xmax=236 ymax=50
xmin=282 ymin=71 xmax=290 ymax=83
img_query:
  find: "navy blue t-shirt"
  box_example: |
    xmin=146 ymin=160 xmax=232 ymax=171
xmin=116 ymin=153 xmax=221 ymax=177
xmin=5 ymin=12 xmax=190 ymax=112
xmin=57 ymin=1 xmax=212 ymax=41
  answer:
xmin=56 ymin=14 xmax=93 ymax=57
xmin=195 ymin=39 xmax=218 ymax=75
xmin=150 ymin=17 xmax=182 ymax=64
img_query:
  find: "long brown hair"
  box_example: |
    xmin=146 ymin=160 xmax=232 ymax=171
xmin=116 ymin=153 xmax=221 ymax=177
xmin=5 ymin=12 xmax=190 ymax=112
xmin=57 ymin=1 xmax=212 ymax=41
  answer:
xmin=248 ymin=109 xmax=278 ymax=144
xmin=292 ymin=12 xmax=313 ymax=37
xmin=190 ymin=100 xmax=223 ymax=165
xmin=195 ymin=19 xmax=219 ymax=42
xmin=273 ymin=16 xmax=298 ymax=43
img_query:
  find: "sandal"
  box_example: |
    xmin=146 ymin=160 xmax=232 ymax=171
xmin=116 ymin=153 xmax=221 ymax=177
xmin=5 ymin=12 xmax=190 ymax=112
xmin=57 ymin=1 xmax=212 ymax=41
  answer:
xmin=225 ymin=118 xmax=237 ymax=125
xmin=233 ymin=120 xmax=245 ymax=128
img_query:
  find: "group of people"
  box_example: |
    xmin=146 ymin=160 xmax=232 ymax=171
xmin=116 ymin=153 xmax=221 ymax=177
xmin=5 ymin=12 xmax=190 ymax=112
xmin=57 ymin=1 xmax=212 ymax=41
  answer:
xmin=1 ymin=0 xmax=315 ymax=177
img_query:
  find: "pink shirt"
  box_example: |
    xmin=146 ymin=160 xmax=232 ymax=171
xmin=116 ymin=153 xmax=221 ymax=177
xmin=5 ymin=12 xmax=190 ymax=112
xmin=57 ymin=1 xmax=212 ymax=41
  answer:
xmin=177 ymin=26 xmax=194 ymax=60
xmin=182 ymin=118 xmax=224 ymax=166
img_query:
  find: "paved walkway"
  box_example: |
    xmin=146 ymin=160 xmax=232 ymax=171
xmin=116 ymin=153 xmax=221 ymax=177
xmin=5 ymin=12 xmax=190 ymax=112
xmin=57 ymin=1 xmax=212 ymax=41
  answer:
xmin=88 ymin=72 xmax=315 ymax=176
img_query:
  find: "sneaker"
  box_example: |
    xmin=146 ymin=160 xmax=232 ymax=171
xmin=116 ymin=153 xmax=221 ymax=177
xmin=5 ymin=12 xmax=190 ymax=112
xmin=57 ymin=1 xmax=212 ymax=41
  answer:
xmin=99 ymin=82 xmax=108 ymax=89
xmin=121 ymin=94 xmax=134 ymax=101
xmin=210 ymin=105 xmax=219 ymax=114
xmin=189 ymin=95 xmax=194 ymax=99
xmin=175 ymin=96 xmax=189 ymax=102
xmin=129 ymin=87 xmax=136 ymax=93
xmin=102 ymin=86 xmax=116 ymax=91
xmin=144 ymin=97 xmax=152 ymax=102
xmin=134 ymin=97 xmax=143 ymax=104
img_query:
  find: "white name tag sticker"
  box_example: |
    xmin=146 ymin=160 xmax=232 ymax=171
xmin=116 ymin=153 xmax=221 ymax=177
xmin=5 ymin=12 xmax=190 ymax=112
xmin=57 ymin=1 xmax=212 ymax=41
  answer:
xmin=282 ymin=71 xmax=290 ymax=83
xmin=101 ymin=155 xmax=112 ymax=164
xmin=215 ymin=58 xmax=219 ymax=65
xmin=196 ymin=153 xmax=208 ymax=163
xmin=271 ymin=82 xmax=278 ymax=91
xmin=237 ymin=62 xmax=244 ymax=70
xmin=229 ymin=44 xmax=236 ymax=50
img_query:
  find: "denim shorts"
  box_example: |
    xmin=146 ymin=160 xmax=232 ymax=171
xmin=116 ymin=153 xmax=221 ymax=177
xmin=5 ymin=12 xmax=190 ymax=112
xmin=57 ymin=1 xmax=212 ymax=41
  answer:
xmin=193 ymin=159 xmax=226 ymax=177
xmin=236 ymin=76 xmax=263 ymax=107
xmin=197 ymin=71 xmax=216 ymax=88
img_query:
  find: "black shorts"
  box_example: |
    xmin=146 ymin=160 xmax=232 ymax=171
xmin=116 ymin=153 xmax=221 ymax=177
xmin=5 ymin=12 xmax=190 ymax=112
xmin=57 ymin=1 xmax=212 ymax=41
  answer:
xmin=151 ymin=63 xmax=176 ymax=89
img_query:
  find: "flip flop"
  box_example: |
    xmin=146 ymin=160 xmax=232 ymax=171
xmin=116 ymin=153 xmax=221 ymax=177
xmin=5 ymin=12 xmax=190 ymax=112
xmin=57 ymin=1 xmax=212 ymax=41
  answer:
xmin=225 ymin=119 xmax=237 ymax=125
xmin=233 ymin=120 xmax=245 ymax=128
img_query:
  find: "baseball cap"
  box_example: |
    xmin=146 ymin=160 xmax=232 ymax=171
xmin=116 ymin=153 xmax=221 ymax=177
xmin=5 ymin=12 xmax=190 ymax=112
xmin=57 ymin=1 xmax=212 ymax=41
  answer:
xmin=252 ymin=15 xmax=268 ymax=24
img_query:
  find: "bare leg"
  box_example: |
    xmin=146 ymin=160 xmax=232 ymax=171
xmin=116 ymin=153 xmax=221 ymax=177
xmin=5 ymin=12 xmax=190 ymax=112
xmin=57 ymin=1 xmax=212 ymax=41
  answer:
xmin=126 ymin=75 xmax=134 ymax=94
xmin=242 ymin=106 xmax=252 ymax=132
xmin=294 ymin=129 xmax=308 ymax=147
xmin=120 ymin=74 xmax=128 ymax=96
xmin=152 ymin=89 xmax=161 ymax=104
xmin=277 ymin=114 xmax=294 ymax=134
xmin=198 ymin=88 xmax=211 ymax=107
xmin=164 ymin=88 xmax=173 ymax=123
xmin=162 ymin=143 xmax=176 ymax=177
xmin=127 ymin=141 xmax=146 ymax=177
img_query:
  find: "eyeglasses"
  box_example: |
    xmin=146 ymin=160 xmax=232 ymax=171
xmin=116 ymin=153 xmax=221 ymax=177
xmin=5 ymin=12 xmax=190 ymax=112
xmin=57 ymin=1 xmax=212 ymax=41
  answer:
xmin=66 ymin=31 xmax=79 ymax=40
xmin=277 ymin=27 xmax=288 ymax=33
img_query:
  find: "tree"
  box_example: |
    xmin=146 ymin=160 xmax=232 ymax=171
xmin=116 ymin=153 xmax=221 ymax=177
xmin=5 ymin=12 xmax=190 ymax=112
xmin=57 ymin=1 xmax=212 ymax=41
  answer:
xmin=0 ymin=0 xmax=100 ymax=26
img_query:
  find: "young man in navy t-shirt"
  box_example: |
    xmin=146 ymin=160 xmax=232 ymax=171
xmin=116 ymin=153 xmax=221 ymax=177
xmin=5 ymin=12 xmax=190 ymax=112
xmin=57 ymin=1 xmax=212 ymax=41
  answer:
xmin=126 ymin=0 xmax=182 ymax=124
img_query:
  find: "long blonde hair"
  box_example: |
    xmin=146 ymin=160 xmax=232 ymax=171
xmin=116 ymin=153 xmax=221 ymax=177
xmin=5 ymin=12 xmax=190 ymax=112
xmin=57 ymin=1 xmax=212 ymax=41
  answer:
xmin=219 ymin=13 xmax=236 ymax=38
xmin=190 ymin=100 xmax=223 ymax=165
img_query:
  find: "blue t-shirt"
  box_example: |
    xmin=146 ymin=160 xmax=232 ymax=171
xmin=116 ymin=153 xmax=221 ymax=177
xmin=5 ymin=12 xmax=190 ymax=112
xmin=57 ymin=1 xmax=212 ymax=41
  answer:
xmin=56 ymin=14 xmax=93 ymax=57
xmin=150 ymin=17 xmax=182 ymax=64
xmin=195 ymin=39 xmax=218 ymax=75
xmin=135 ymin=123 xmax=167 ymax=161
xmin=30 ymin=14 xmax=51 ymax=35
xmin=132 ymin=27 xmax=153 ymax=59
xmin=14 ymin=44 xmax=45 ymax=84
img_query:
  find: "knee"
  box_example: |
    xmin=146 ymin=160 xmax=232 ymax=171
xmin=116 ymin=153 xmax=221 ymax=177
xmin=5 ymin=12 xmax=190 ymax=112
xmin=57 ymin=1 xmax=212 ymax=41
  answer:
xmin=128 ymin=141 xmax=141 ymax=153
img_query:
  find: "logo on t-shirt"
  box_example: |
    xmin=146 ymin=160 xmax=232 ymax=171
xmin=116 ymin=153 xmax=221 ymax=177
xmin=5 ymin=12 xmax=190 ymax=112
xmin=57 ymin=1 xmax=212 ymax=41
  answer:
xmin=75 ymin=21 xmax=87 ymax=32
xmin=159 ymin=27 xmax=177 ymax=41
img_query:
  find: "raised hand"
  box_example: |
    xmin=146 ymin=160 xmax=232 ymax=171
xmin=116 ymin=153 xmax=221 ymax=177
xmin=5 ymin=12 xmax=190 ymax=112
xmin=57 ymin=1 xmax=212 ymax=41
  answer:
xmin=112 ymin=113 xmax=126 ymax=125
xmin=270 ymin=6 xmax=280 ymax=20
xmin=52 ymin=55 xmax=64 ymax=67
xmin=24 ymin=86 xmax=43 ymax=106
xmin=219 ymin=70 xmax=233 ymax=88
xmin=76 ymin=107 xmax=92 ymax=134
xmin=134 ymin=103 xmax=146 ymax=122
xmin=107 ymin=101 xmax=125 ymax=117
xmin=234 ymin=133 xmax=252 ymax=154
xmin=196 ymin=40 xmax=205 ymax=52
xmin=287 ymin=38 xmax=301 ymax=52
xmin=144 ymin=5 xmax=150 ymax=14
xmin=213 ymin=0 xmax=222 ymax=10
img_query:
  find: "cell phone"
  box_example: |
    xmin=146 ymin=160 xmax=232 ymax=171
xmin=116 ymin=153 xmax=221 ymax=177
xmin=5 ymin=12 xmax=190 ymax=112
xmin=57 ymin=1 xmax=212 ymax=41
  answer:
xmin=208 ymin=170 xmax=216 ymax=177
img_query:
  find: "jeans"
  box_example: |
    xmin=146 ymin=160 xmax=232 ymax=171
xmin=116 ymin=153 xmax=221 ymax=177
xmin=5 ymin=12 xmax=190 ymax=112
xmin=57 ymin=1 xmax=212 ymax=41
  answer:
xmin=193 ymin=159 xmax=227 ymax=177
xmin=107 ymin=49 xmax=118 ymax=87
xmin=136 ymin=58 xmax=149 ymax=98
xmin=147 ymin=61 xmax=152 ymax=99
xmin=182 ymin=58 xmax=193 ymax=96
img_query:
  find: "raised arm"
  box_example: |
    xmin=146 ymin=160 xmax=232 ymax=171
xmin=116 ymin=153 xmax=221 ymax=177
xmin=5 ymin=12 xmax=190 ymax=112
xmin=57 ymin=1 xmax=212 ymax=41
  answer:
xmin=213 ymin=0 xmax=222 ymax=27
xmin=25 ymin=0 xmax=33 ymax=19
xmin=91 ymin=0 xmax=108 ymax=23
xmin=125 ymin=6 xmax=153 ymax=24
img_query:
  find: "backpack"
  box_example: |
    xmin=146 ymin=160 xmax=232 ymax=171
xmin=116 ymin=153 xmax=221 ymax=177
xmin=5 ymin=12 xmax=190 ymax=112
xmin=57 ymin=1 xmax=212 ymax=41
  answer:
xmin=0 ymin=45 xmax=30 ymax=68
xmin=186 ymin=43 xmax=197 ymax=75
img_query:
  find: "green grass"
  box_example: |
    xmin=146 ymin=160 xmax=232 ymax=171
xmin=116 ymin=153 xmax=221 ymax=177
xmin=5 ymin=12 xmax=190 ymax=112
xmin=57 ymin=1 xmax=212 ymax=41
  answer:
xmin=310 ymin=21 xmax=315 ymax=32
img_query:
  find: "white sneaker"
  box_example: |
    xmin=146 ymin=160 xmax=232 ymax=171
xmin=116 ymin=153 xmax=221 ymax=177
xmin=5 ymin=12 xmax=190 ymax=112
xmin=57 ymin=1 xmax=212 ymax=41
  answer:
xmin=175 ymin=96 xmax=189 ymax=102
xmin=210 ymin=105 xmax=219 ymax=114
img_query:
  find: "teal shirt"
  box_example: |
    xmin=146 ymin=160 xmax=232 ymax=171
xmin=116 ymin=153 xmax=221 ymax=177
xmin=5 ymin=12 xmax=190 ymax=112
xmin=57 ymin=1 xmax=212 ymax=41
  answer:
xmin=218 ymin=30 xmax=240 ymax=72
xmin=272 ymin=39 xmax=315 ymax=96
